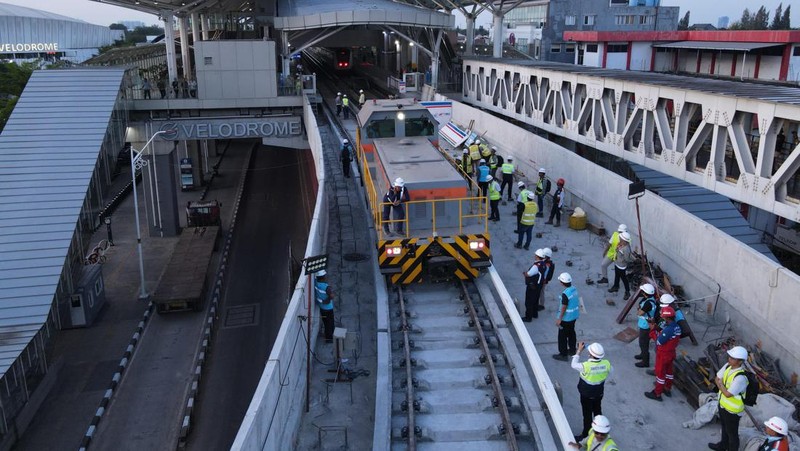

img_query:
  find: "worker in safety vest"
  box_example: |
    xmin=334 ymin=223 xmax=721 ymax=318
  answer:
xmin=314 ymin=270 xmax=335 ymax=341
xmin=634 ymin=283 xmax=658 ymax=368
xmin=572 ymin=342 xmax=612 ymax=441
xmin=334 ymin=92 xmax=342 ymax=116
xmin=477 ymin=159 xmax=490 ymax=197
xmin=553 ymin=272 xmax=580 ymax=361
xmin=382 ymin=177 xmax=410 ymax=235
xmin=515 ymin=192 xmax=537 ymax=250
xmin=709 ymin=346 xmax=750 ymax=451
xmin=500 ymin=157 xmax=515 ymax=202
xmin=487 ymin=175 xmax=501 ymax=221
xmin=534 ymin=168 xmax=551 ymax=217
xmin=358 ymin=89 xmax=366 ymax=107
xmin=515 ymin=181 xmax=533 ymax=233
xmin=480 ymin=142 xmax=492 ymax=160
xmin=488 ymin=147 xmax=500 ymax=178
xmin=598 ymin=224 xmax=627 ymax=284
xmin=569 ymin=415 xmax=619 ymax=450
xmin=468 ymin=139 xmax=482 ymax=175
xmin=759 ymin=416 xmax=790 ymax=451
xmin=342 ymin=94 xmax=350 ymax=119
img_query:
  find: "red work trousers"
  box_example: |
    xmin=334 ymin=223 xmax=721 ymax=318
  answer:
xmin=653 ymin=349 xmax=675 ymax=396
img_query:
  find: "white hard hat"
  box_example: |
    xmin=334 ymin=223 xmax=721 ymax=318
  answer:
xmin=343 ymin=94 xmax=347 ymax=97
xmin=727 ymin=346 xmax=748 ymax=361
xmin=659 ymin=294 xmax=675 ymax=305
xmin=337 ymin=92 xmax=341 ymax=95
xmin=764 ymin=416 xmax=788 ymax=435
xmin=517 ymin=181 xmax=525 ymax=188
xmin=618 ymin=224 xmax=628 ymax=233
xmin=317 ymin=269 xmax=327 ymax=277
xmin=620 ymin=231 xmax=631 ymax=242
xmin=507 ymin=155 xmax=513 ymax=160
xmin=592 ymin=415 xmax=611 ymax=434
xmin=475 ymin=139 xmax=481 ymax=144
xmin=542 ymin=248 xmax=552 ymax=258
xmin=479 ymin=158 xmax=486 ymax=163
xmin=527 ymin=192 xmax=536 ymax=201
xmin=394 ymin=177 xmax=405 ymax=187
xmin=463 ymin=149 xmax=469 ymax=154
xmin=535 ymin=248 xmax=546 ymax=258
xmin=342 ymin=138 xmax=349 ymax=144
xmin=588 ymin=343 xmax=605 ymax=359
xmin=359 ymin=89 xmax=363 ymax=93
xmin=640 ymin=283 xmax=655 ymax=295
xmin=538 ymin=167 xmax=546 ymax=173
xmin=486 ymin=175 xmax=493 ymax=182
xmin=558 ymin=272 xmax=572 ymax=284
xmin=491 ymin=146 xmax=497 ymax=151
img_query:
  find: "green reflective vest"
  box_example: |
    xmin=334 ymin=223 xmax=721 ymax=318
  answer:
xmin=488 ymin=181 xmax=501 ymax=200
xmin=520 ymin=201 xmax=538 ymax=225
xmin=502 ymin=163 xmax=514 ymax=174
xmin=719 ymin=366 xmax=746 ymax=414
xmin=586 ymin=431 xmax=619 ymax=451
xmin=342 ymin=97 xmax=349 ymax=106
xmin=580 ymin=359 xmax=611 ymax=384
xmin=469 ymin=144 xmax=481 ymax=160
xmin=605 ymin=231 xmax=620 ymax=260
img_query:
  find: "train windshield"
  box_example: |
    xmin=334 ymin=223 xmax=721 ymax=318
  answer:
xmin=405 ymin=117 xmax=435 ymax=137
xmin=366 ymin=119 xmax=396 ymax=138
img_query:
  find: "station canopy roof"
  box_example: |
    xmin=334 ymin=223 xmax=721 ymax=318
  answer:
xmin=652 ymin=41 xmax=784 ymax=52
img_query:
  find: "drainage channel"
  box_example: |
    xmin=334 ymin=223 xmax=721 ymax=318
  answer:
xmin=391 ymin=281 xmax=533 ymax=450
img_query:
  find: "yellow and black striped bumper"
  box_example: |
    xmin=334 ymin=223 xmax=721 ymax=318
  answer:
xmin=378 ymin=234 xmax=491 ymax=284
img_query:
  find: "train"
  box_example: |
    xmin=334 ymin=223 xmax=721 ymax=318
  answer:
xmin=306 ymin=47 xmax=353 ymax=72
xmin=355 ymin=99 xmax=491 ymax=284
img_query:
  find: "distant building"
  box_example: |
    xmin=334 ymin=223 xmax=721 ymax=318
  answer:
xmin=498 ymin=0 xmax=679 ymax=62
xmin=0 ymin=2 xmax=124 ymax=64
xmin=718 ymin=16 xmax=730 ymax=29
xmin=689 ymin=23 xmax=717 ymax=31
xmin=563 ymin=30 xmax=800 ymax=83
xmin=119 ymin=20 xmax=146 ymax=30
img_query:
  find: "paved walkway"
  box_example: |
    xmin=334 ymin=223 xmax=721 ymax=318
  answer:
xmin=297 ymin=119 xmax=378 ymax=450
xmin=17 ymin=141 xmax=246 ymax=451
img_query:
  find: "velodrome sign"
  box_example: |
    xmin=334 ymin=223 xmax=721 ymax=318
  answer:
xmin=0 ymin=42 xmax=59 ymax=52
xmin=156 ymin=117 xmax=302 ymax=140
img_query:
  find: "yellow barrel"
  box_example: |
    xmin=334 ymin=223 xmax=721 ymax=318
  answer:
xmin=569 ymin=215 xmax=587 ymax=230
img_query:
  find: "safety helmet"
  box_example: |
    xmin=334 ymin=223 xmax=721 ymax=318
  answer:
xmin=764 ymin=416 xmax=788 ymax=436
xmin=359 ymin=89 xmax=363 ymax=93
xmin=620 ymin=232 xmax=631 ymax=242
xmin=491 ymin=146 xmax=497 ymax=152
xmin=475 ymin=139 xmax=481 ymax=144
xmin=337 ymin=92 xmax=341 ymax=95
xmin=394 ymin=177 xmax=405 ymax=187
xmin=640 ymin=283 xmax=655 ymax=295
xmin=463 ymin=149 xmax=469 ymax=154
xmin=659 ymin=294 xmax=675 ymax=305
xmin=592 ymin=415 xmax=611 ymax=434
xmin=317 ymin=269 xmax=327 ymax=277
xmin=507 ymin=156 xmax=513 ymax=160
xmin=727 ymin=346 xmax=748 ymax=361
xmin=558 ymin=272 xmax=572 ymax=284
xmin=517 ymin=181 xmax=525 ymax=188
xmin=557 ymin=178 xmax=565 ymax=186
xmin=588 ymin=343 xmax=605 ymax=359
xmin=538 ymin=167 xmax=546 ymax=173
xmin=618 ymin=224 xmax=628 ymax=233
xmin=342 ymin=138 xmax=349 ymax=144
xmin=527 ymin=192 xmax=536 ymax=201
xmin=486 ymin=175 xmax=493 ymax=182
xmin=660 ymin=306 xmax=676 ymax=318
xmin=479 ymin=158 xmax=486 ymax=163
xmin=542 ymin=247 xmax=552 ymax=258
xmin=343 ymin=94 xmax=347 ymax=97
xmin=535 ymin=248 xmax=546 ymax=258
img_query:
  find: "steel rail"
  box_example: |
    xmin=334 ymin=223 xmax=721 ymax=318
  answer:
xmin=458 ymin=279 xmax=519 ymax=451
xmin=396 ymin=286 xmax=417 ymax=450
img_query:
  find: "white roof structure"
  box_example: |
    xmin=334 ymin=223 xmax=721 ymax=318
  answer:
xmin=0 ymin=1 xmax=87 ymax=22
xmin=274 ymin=0 xmax=454 ymax=30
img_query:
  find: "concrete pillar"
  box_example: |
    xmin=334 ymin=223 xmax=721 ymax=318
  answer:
xmin=396 ymin=40 xmax=402 ymax=74
xmin=492 ymin=13 xmax=503 ymax=58
xmin=411 ymin=42 xmax=418 ymax=71
xmin=200 ymin=14 xmax=209 ymax=40
xmin=432 ymin=52 xmax=440 ymax=91
xmin=186 ymin=140 xmax=204 ymax=186
xmin=179 ymin=16 xmax=192 ymax=80
xmin=465 ymin=15 xmax=475 ymax=56
xmin=281 ymin=30 xmax=291 ymax=82
xmin=163 ymin=11 xmax=178 ymax=86
xmin=143 ymin=140 xmax=180 ymax=237
xmin=191 ymin=12 xmax=201 ymax=42
xmin=383 ymin=31 xmax=391 ymax=71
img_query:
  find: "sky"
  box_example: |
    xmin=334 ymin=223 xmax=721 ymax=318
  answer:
xmin=1 ymin=0 xmax=798 ymax=29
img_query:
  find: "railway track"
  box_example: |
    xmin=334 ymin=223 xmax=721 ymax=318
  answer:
xmin=391 ymin=281 xmax=534 ymax=450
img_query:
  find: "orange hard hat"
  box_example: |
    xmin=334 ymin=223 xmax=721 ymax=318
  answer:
xmin=557 ymin=178 xmax=565 ymax=186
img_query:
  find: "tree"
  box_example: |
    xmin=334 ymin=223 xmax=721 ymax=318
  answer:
xmin=0 ymin=62 xmax=34 ymax=133
xmin=753 ymin=5 xmax=770 ymax=30
xmin=677 ymin=11 xmax=690 ymax=30
xmin=781 ymin=5 xmax=792 ymax=29
xmin=771 ymin=3 xmax=783 ymax=29
xmin=109 ymin=23 xmax=128 ymax=31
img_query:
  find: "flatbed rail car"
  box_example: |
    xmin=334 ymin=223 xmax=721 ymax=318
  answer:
xmin=356 ymin=99 xmax=491 ymax=284
xmin=152 ymin=226 xmax=220 ymax=313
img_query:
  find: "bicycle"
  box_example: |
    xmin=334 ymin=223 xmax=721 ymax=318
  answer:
xmin=84 ymin=239 xmax=110 ymax=265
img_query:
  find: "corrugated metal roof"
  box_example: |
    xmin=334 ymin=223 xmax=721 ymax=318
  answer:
xmin=274 ymin=0 xmax=454 ymax=30
xmin=0 ymin=1 xmax=86 ymax=22
xmin=652 ymin=41 xmax=782 ymax=51
xmin=628 ymin=164 xmax=778 ymax=261
xmin=0 ymin=68 xmax=127 ymax=378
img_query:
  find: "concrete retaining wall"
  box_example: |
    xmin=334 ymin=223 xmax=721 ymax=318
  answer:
xmin=231 ymin=96 xmax=327 ymax=450
xmin=440 ymin=94 xmax=800 ymax=377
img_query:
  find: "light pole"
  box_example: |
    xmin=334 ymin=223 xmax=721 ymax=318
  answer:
xmin=130 ymin=130 xmax=166 ymax=300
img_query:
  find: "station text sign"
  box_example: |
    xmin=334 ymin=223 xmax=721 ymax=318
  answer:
xmin=0 ymin=43 xmax=59 ymax=52
xmin=157 ymin=117 xmax=302 ymax=140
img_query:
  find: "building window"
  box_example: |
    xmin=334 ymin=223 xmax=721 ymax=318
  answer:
xmin=607 ymin=44 xmax=629 ymax=53
xmin=584 ymin=15 xmax=596 ymax=26
xmin=609 ymin=0 xmax=629 ymax=4
xmin=586 ymin=44 xmax=599 ymax=52
xmin=204 ymin=56 xmax=213 ymax=65
xmin=793 ymin=46 xmax=800 ymax=56
xmin=639 ymin=15 xmax=655 ymax=25
xmin=565 ymin=15 xmax=576 ymax=25
xmin=551 ymin=44 xmax=562 ymax=53
xmin=565 ymin=44 xmax=576 ymax=53
xmin=615 ymin=15 xmax=637 ymax=25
